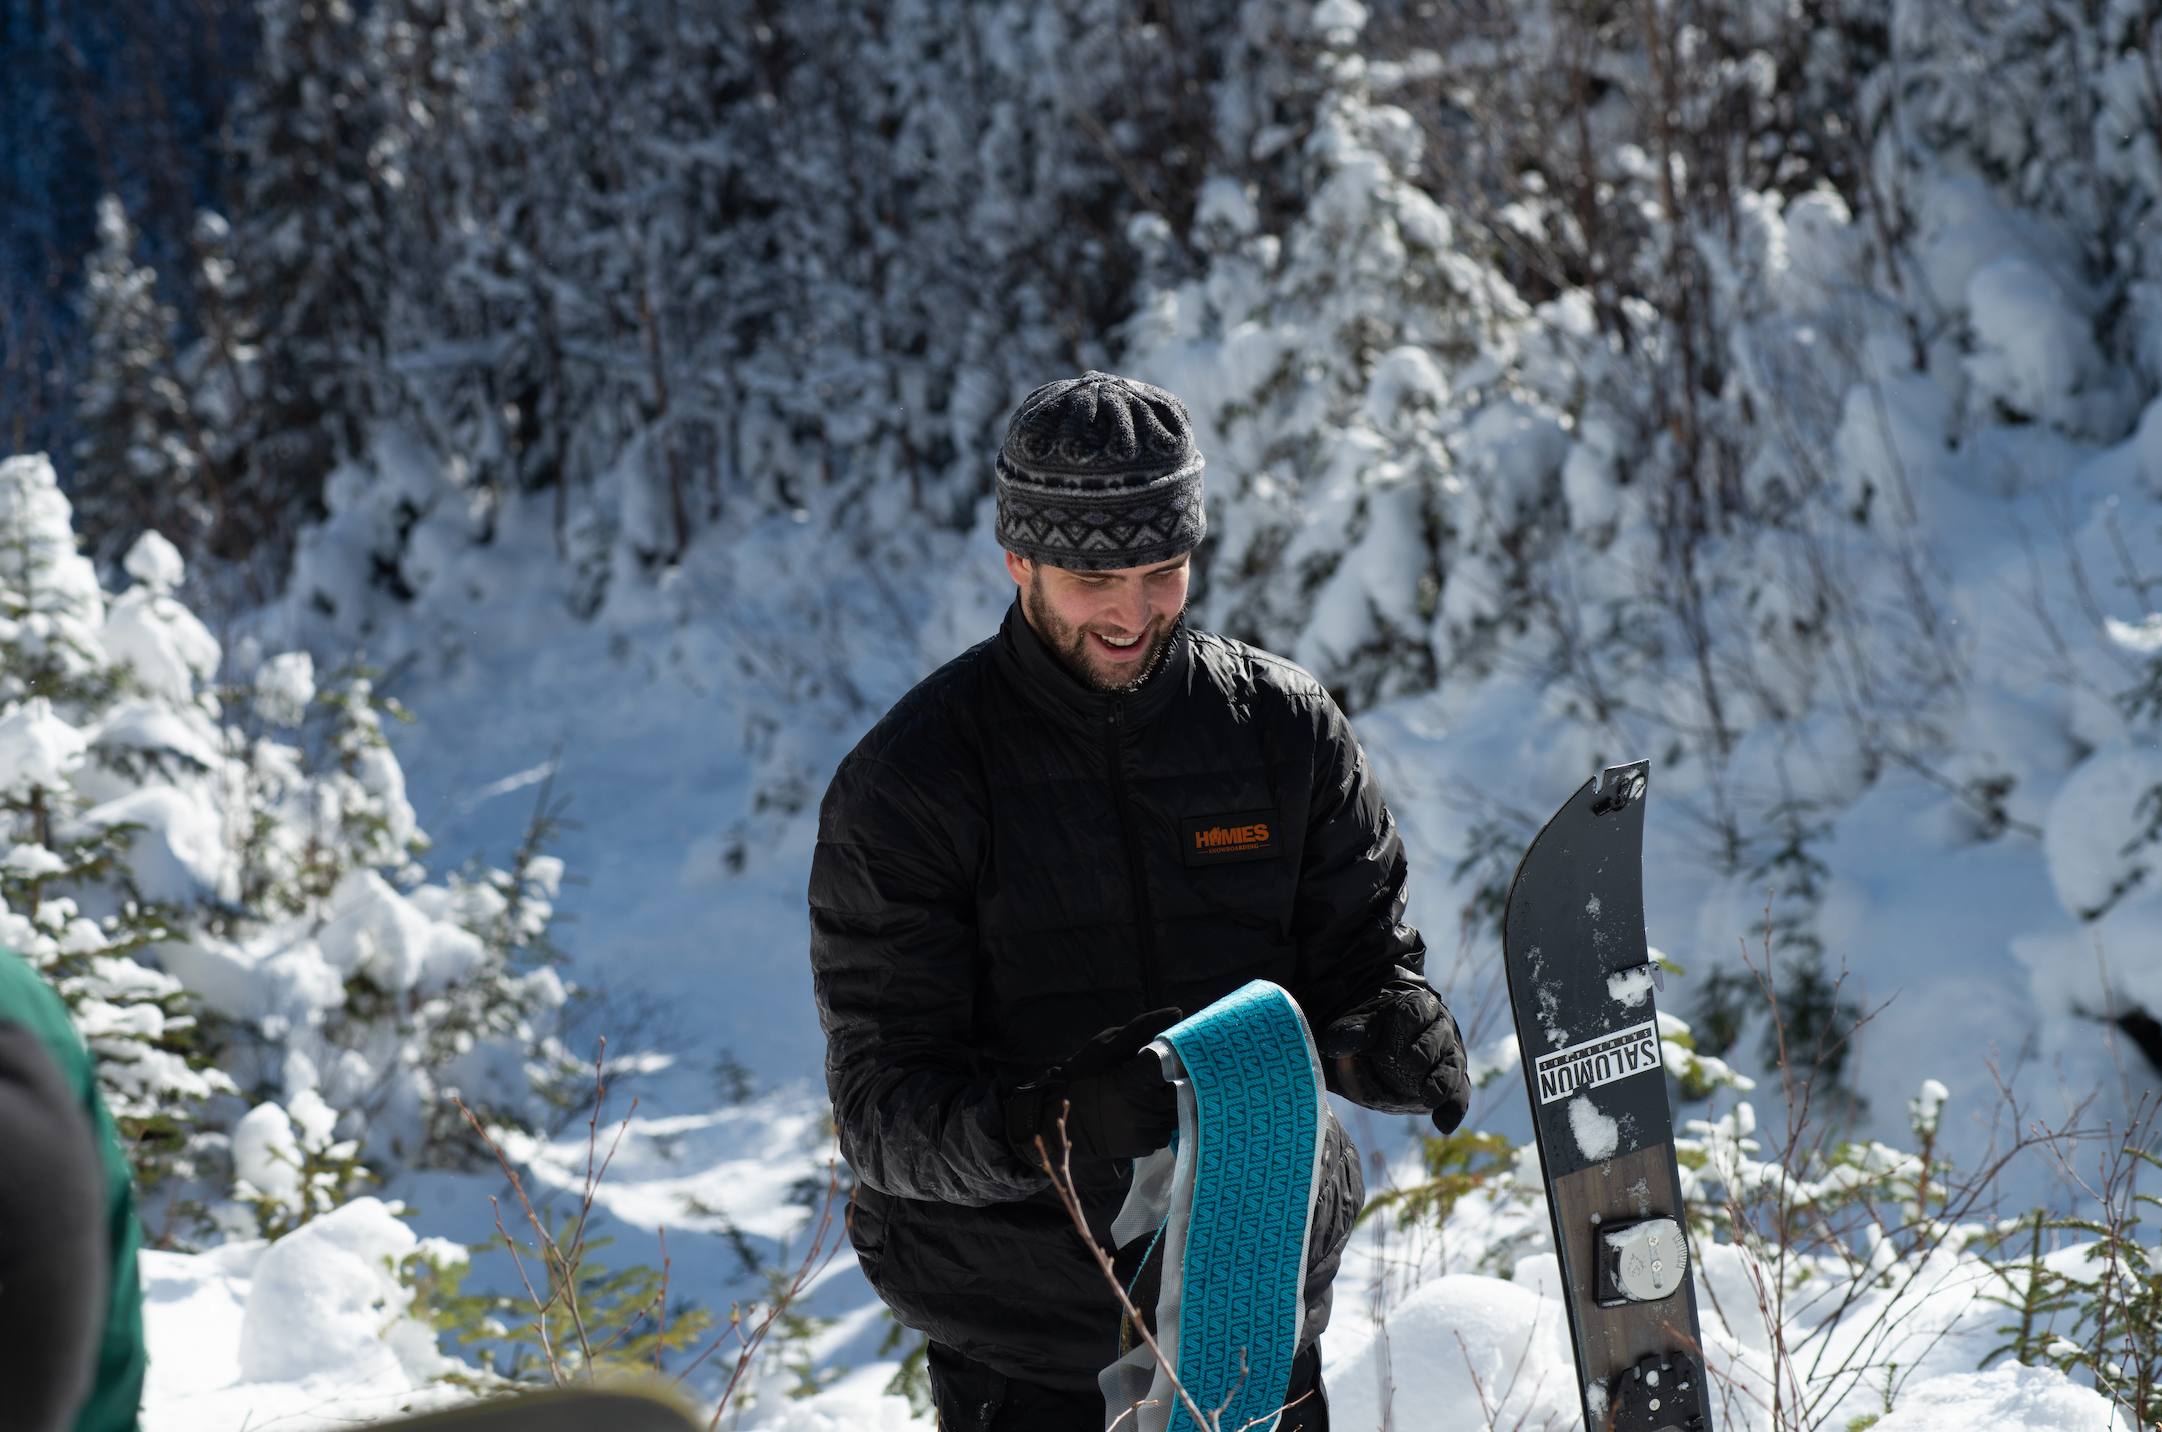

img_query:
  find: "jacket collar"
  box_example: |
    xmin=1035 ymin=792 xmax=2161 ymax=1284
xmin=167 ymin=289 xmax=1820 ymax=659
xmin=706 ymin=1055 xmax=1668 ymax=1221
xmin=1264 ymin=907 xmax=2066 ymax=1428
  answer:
xmin=995 ymin=597 xmax=1191 ymax=731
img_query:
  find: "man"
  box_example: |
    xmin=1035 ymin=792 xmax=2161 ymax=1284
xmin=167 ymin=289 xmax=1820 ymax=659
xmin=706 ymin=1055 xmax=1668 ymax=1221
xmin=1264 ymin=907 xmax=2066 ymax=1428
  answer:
xmin=810 ymin=371 xmax=1469 ymax=1432
xmin=0 ymin=947 xmax=147 ymax=1432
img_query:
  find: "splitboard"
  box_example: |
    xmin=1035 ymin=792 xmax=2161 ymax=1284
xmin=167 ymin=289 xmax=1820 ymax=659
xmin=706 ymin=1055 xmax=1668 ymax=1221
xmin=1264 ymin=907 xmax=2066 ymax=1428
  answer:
xmin=1502 ymin=761 xmax=1711 ymax=1432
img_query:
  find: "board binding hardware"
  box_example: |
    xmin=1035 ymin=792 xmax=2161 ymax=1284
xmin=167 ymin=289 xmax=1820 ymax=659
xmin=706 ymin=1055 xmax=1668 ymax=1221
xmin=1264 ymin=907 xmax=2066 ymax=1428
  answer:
xmin=1590 ymin=761 xmax=1648 ymax=816
xmin=1595 ymin=1214 xmax=1686 ymax=1307
xmin=1608 ymin=1350 xmax=1706 ymax=1432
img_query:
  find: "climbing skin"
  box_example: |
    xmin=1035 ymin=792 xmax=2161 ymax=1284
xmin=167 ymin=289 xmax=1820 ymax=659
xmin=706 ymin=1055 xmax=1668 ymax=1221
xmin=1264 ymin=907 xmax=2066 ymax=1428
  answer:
xmin=1100 ymin=980 xmax=1326 ymax=1432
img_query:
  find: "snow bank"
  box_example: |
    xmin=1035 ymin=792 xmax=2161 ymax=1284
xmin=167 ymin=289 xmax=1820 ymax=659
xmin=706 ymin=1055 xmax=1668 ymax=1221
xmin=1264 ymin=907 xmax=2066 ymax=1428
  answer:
xmin=142 ymin=1200 xmax=467 ymax=1432
xmin=740 ymin=1367 xmax=924 ymax=1432
xmin=2039 ymin=740 xmax=2162 ymax=918
xmin=1323 ymin=1274 xmax=1578 ymax=1431
xmin=237 ymin=1197 xmax=455 ymax=1383
xmin=1868 ymin=1365 xmax=2121 ymax=1432
xmin=1305 ymin=1258 xmax=2122 ymax=1432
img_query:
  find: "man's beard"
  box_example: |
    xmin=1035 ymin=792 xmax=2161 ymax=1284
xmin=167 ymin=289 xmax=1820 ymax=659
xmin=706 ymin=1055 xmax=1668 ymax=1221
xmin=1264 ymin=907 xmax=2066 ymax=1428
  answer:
xmin=1023 ymin=572 xmax=1186 ymax=694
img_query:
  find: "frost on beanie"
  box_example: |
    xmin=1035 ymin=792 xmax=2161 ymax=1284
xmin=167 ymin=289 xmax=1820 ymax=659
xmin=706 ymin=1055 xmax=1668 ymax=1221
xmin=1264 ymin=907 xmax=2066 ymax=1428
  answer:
xmin=994 ymin=371 xmax=1206 ymax=571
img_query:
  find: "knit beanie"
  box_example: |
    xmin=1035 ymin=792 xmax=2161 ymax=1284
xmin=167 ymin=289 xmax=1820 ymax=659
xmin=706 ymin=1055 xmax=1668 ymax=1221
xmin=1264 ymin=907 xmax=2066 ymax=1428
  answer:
xmin=994 ymin=371 xmax=1207 ymax=571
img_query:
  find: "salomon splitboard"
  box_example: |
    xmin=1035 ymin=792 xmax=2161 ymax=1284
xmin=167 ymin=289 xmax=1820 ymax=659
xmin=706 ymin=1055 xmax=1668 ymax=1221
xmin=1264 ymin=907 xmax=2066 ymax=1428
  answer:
xmin=1502 ymin=761 xmax=1710 ymax=1432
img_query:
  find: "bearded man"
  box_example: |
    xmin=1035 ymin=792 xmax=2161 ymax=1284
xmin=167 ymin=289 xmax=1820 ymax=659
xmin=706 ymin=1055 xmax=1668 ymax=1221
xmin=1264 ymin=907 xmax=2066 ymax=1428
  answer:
xmin=809 ymin=371 xmax=1470 ymax=1432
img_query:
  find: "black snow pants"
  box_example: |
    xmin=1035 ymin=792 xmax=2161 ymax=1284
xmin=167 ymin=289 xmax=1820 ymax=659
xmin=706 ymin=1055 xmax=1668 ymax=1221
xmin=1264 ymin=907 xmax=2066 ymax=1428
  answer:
xmin=927 ymin=1338 xmax=1330 ymax=1432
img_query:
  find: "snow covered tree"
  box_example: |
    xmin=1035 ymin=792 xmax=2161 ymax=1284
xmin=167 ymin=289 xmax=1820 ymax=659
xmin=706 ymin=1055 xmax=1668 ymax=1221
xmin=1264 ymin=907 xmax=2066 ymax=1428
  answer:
xmin=214 ymin=0 xmax=1335 ymax=633
xmin=0 ymin=453 xmax=232 ymax=1202
xmin=72 ymin=195 xmax=208 ymax=566
xmin=43 ymin=0 xmax=2160 ymax=1085
xmin=0 ymin=451 xmax=576 ymax=1230
xmin=188 ymin=0 xmax=411 ymax=582
xmin=1128 ymin=3 xmax=1528 ymax=710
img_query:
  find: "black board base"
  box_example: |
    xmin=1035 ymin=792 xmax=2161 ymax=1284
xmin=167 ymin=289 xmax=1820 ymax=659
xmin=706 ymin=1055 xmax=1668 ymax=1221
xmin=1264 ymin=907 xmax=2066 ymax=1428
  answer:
xmin=1502 ymin=762 xmax=1714 ymax=1432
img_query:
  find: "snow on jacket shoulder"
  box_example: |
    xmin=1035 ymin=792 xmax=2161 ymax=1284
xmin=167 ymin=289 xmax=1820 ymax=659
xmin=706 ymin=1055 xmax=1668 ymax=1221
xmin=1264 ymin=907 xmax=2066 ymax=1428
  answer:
xmin=808 ymin=598 xmax=1426 ymax=1388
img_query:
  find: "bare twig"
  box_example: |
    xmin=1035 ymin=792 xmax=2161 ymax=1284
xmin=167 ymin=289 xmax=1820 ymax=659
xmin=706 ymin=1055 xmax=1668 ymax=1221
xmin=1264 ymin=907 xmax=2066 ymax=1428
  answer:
xmin=452 ymin=1050 xmax=684 ymax=1386
xmin=482 ymin=1189 xmax=565 ymax=1383
xmin=655 ymin=1226 xmax=671 ymax=1377
xmin=560 ymin=1037 xmax=632 ymax=1370
xmin=1035 ymin=1109 xmax=1214 ymax=1430
xmin=667 ymin=1154 xmax=846 ymax=1429
xmin=455 ymin=1093 xmax=586 ymax=1383
xmin=1034 ymin=1106 xmax=1313 ymax=1431
xmin=1695 ymin=898 xmax=2091 ymax=1431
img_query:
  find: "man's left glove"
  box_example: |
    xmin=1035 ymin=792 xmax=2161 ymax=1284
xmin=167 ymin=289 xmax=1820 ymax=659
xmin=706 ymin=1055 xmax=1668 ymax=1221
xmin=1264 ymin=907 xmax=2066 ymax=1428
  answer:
xmin=1320 ymin=985 xmax=1471 ymax=1133
xmin=1003 ymin=1007 xmax=1184 ymax=1168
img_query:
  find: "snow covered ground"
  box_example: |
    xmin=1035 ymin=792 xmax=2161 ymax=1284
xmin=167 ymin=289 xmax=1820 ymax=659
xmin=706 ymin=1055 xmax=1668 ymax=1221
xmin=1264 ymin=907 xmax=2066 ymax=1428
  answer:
xmin=135 ymin=396 xmax=2162 ymax=1430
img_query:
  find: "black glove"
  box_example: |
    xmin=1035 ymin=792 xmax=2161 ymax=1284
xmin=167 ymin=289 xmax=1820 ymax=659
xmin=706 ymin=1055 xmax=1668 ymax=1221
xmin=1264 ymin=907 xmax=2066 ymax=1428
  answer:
xmin=1320 ymin=985 xmax=1470 ymax=1133
xmin=1004 ymin=1007 xmax=1183 ymax=1167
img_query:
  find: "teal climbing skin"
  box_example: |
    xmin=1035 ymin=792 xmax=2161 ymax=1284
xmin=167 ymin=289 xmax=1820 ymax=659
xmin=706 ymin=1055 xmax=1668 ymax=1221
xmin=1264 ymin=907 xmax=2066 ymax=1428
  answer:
xmin=1103 ymin=979 xmax=1325 ymax=1432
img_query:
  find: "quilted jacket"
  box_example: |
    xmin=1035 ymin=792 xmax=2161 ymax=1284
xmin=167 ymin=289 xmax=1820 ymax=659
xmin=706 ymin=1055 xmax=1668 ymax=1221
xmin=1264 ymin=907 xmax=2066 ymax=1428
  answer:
xmin=809 ymin=598 xmax=1444 ymax=1389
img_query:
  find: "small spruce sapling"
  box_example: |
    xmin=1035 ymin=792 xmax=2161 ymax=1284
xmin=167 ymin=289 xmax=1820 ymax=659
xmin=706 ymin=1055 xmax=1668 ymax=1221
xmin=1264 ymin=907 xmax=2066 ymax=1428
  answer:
xmin=0 ymin=457 xmax=236 ymax=1209
xmin=2020 ymin=1096 xmax=2162 ymax=1428
xmin=228 ymin=1089 xmax=374 ymax=1239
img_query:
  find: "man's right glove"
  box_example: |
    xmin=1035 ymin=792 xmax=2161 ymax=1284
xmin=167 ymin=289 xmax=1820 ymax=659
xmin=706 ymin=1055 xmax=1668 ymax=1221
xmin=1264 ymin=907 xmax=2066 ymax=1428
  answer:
xmin=1320 ymin=985 xmax=1471 ymax=1133
xmin=1003 ymin=1007 xmax=1184 ymax=1168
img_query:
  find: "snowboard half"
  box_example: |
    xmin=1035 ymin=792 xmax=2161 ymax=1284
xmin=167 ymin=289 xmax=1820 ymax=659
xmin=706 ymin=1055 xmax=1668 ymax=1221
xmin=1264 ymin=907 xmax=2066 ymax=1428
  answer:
xmin=1502 ymin=761 xmax=1711 ymax=1432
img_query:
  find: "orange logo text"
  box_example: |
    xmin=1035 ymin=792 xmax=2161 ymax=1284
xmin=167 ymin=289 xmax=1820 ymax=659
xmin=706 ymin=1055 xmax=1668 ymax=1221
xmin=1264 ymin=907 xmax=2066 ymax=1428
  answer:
xmin=1194 ymin=822 xmax=1270 ymax=851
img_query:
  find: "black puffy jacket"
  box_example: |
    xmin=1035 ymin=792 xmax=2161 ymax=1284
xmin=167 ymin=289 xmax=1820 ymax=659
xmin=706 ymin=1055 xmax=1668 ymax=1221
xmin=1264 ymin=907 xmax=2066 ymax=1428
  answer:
xmin=809 ymin=600 xmax=1436 ymax=1389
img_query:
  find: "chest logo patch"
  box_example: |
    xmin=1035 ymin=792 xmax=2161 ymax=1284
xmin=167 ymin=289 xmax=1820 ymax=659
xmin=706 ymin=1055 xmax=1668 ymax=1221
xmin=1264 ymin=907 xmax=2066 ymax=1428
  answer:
xmin=1180 ymin=809 xmax=1281 ymax=865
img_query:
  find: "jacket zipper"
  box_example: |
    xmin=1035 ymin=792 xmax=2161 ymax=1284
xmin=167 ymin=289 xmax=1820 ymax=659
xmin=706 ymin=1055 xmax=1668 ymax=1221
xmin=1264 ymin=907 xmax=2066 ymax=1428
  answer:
xmin=1104 ymin=698 xmax=1163 ymax=1009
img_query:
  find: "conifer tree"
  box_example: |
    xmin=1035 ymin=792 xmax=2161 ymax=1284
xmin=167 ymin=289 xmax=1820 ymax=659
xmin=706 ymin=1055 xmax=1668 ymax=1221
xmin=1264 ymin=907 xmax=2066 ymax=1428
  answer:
xmin=202 ymin=0 xmax=401 ymax=578
xmin=72 ymin=195 xmax=207 ymax=566
xmin=1127 ymin=4 xmax=1527 ymax=710
xmin=0 ymin=451 xmax=575 ymax=1223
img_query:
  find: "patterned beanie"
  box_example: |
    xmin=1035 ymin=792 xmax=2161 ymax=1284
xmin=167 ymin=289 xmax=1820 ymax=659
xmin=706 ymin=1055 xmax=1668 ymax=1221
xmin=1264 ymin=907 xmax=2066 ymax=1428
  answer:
xmin=994 ymin=371 xmax=1206 ymax=571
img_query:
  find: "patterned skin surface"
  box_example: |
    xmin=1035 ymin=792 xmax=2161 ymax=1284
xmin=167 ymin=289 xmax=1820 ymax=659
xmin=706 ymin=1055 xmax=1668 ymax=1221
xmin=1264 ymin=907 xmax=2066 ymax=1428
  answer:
xmin=1162 ymin=981 xmax=1322 ymax=1432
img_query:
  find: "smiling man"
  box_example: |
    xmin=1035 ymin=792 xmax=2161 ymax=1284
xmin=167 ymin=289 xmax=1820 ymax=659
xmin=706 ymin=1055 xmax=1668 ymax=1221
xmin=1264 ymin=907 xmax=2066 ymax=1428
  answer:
xmin=1004 ymin=541 xmax=1189 ymax=692
xmin=809 ymin=371 xmax=1469 ymax=1432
